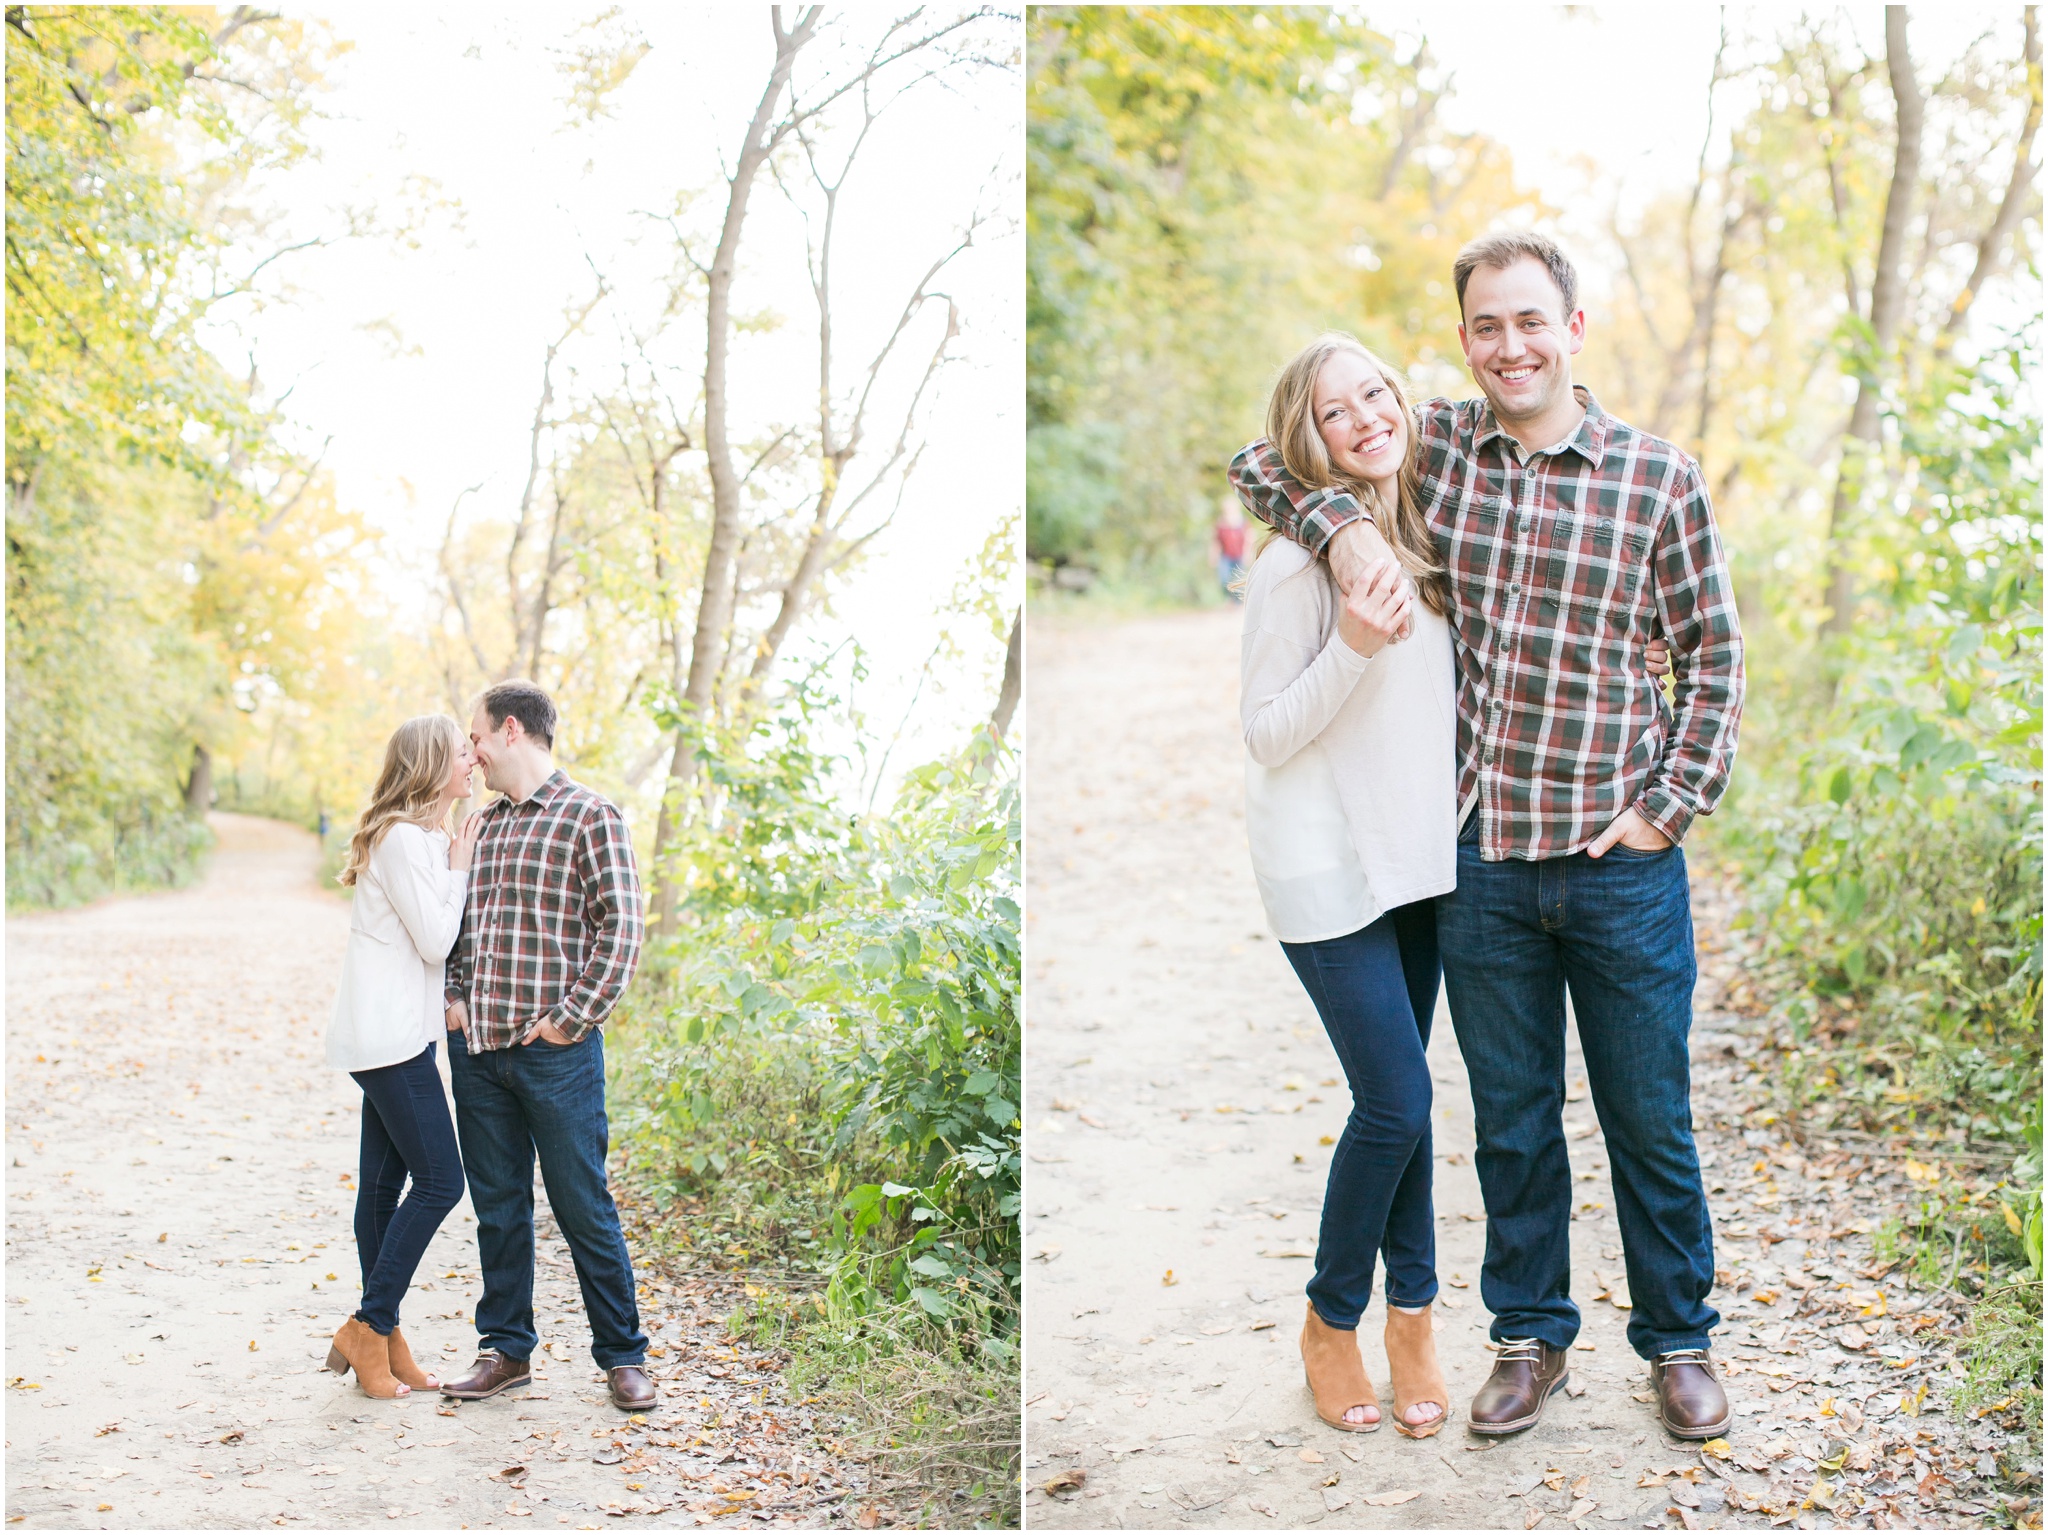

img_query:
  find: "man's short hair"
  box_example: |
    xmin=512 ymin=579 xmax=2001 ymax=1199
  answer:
xmin=478 ymin=679 xmax=556 ymax=748
xmin=1452 ymin=232 xmax=1579 ymax=321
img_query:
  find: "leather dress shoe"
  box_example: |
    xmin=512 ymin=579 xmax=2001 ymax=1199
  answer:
xmin=608 ymin=1364 xmax=657 ymax=1411
xmin=439 ymin=1350 xmax=532 ymax=1400
xmin=1652 ymin=1348 xmax=1731 ymax=1438
xmin=1468 ymin=1338 xmax=1570 ymax=1436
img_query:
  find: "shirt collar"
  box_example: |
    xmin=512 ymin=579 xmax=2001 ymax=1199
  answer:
xmin=1474 ymin=385 xmax=1608 ymax=465
xmin=507 ymin=767 xmax=569 ymax=808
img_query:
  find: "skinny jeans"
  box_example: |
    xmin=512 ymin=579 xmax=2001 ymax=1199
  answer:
xmin=350 ymin=1042 xmax=466 ymax=1335
xmin=1281 ymin=899 xmax=1442 ymax=1330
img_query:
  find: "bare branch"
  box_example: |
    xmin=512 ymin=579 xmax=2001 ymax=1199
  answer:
xmin=438 ymin=483 xmax=493 ymax=680
xmin=1941 ymin=6 xmax=2041 ymax=343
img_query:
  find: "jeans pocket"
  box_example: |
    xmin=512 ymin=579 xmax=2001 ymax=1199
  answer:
xmin=1603 ymin=841 xmax=1672 ymax=861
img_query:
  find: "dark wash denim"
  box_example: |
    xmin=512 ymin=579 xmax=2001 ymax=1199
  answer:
xmin=1437 ymin=820 xmax=1718 ymax=1358
xmin=1282 ymin=899 xmax=1442 ymax=1330
xmin=350 ymin=1042 xmax=466 ymax=1335
xmin=448 ymin=1029 xmax=647 ymax=1369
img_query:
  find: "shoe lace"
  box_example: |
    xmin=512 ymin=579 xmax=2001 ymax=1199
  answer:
xmin=1657 ymin=1348 xmax=1709 ymax=1364
xmin=1496 ymin=1337 xmax=1546 ymax=1364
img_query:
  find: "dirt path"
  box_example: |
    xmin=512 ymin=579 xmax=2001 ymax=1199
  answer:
xmin=1022 ymin=609 xmax=2023 ymax=1532
xmin=5 ymin=814 xmax=866 ymax=1530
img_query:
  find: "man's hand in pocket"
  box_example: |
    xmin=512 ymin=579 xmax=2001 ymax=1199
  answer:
xmin=1586 ymin=806 xmax=1673 ymax=858
xmin=521 ymin=1017 xmax=575 ymax=1046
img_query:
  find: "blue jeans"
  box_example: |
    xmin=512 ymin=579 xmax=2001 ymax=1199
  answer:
xmin=1282 ymin=900 xmax=1441 ymax=1330
xmin=350 ymin=1043 xmax=465 ymax=1335
xmin=447 ymin=1030 xmax=647 ymax=1368
xmin=1437 ymin=824 xmax=1717 ymax=1358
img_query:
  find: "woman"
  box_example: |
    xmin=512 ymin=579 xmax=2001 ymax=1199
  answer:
xmin=324 ymin=715 xmax=482 ymax=1399
xmin=1240 ymin=333 xmax=1456 ymax=1437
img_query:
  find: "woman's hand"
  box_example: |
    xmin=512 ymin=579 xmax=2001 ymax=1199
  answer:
xmin=1646 ymin=637 xmax=1673 ymax=679
xmin=1336 ymin=558 xmax=1412 ymax=659
xmin=450 ymin=809 xmax=485 ymax=873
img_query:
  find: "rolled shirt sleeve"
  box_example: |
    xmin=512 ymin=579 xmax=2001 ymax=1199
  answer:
xmin=1228 ymin=438 xmax=1374 ymax=556
xmin=1634 ymin=460 xmax=1745 ymax=842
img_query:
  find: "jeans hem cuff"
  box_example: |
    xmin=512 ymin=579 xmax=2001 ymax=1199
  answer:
xmin=1491 ymin=1329 xmax=1576 ymax=1352
xmin=1638 ymin=1337 xmax=1714 ymax=1360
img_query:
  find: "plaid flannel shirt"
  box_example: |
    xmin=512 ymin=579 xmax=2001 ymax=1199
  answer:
xmin=1229 ymin=387 xmax=1744 ymax=862
xmin=445 ymin=769 xmax=644 ymax=1051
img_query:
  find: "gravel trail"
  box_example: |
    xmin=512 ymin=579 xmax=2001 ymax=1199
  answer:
xmin=1022 ymin=608 xmax=2019 ymax=1532
xmin=6 ymin=814 xmax=861 ymax=1530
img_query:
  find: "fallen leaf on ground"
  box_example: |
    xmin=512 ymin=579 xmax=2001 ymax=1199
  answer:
xmin=1298 ymin=1448 xmax=1324 ymax=1463
xmin=1042 ymin=1469 xmax=1085 ymax=1495
xmin=1362 ymin=1489 xmax=1419 ymax=1506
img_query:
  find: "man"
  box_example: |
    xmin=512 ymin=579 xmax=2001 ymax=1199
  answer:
xmin=1230 ymin=232 xmax=1744 ymax=1440
xmin=439 ymin=679 xmax=655 ymax=1412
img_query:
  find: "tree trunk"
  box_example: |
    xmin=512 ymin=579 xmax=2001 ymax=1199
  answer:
xmin=183 ymin=743 xmax=213 ymax=815
xmin=651 ymin=8 xmax=821 ymax=942
xmin=1940 ymin=7 xmax=2041 ymax=346
xmin=1819 ymin=5 xmax=1922 ymax=645
xmin=991 ymin=607 xmax=1022 ymax=740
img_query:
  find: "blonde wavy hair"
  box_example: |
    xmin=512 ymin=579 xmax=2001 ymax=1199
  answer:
xmin=1264 ymin=332 xmax=1448 ymax=615
xmin=337 ymin=715 xmax=465 ymax=888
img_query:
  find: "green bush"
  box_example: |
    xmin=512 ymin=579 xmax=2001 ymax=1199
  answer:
xmin=607 ymin=692 xmax=1019 ymax=1516
xmin=1716 ymin=337 xmax=2042 ymax=1144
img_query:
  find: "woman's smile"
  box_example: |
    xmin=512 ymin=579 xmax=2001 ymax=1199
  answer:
xmin=1313 ymin=349 xmax=1410 ymax=492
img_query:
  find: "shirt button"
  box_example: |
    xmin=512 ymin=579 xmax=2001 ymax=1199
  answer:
xmin=1508 ymin=582 xmax=1521 ymax=595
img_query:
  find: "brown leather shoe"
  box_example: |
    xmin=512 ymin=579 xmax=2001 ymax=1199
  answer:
xmin=439 ymin=1350 xmax=532 ymax=1401
xmin=1467 ymin=1338 xmax=1570 ymax=1436
xmin=607 ymin=1364 xmax=657 ymax=1411
xmin=1652 ymin=1348 xmax=1731 ymax=1438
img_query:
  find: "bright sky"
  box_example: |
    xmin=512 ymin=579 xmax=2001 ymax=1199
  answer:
xmin=1367 ymin=4 xmax=2029 ymax=321
xmin=203 ymin=7 xmax=1021 ymax=781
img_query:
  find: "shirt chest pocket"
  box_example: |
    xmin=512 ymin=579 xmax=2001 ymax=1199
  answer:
xmin=1538 ymin=513 xmax=1650 ymax=614
xmin=1443 ymin=484 xmax=1513 ymax=594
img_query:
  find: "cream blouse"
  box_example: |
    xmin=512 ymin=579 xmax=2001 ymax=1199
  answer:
xmin=1239 ymin=539 xmax=1457 ymax=943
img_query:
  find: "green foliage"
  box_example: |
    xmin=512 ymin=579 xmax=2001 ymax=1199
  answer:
xmin=1955 ymin=1279 xmax=2043 ymax=1458
xmin=608 ymin=692 xmax=1018 ymax=1512
xmin=1715 ymin=331 xmax=2042 ymax=1144
xmin=611 ymin=685 xmax=1019 ymax=1311
xmin=5 ymin=7 xmax=379 ymax=905
xmin=1027 ymin=6 xmax=1531 ymax=580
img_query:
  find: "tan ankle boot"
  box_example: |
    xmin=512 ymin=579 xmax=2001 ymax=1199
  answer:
xmin=1384 ymin=1305 xmax=1449 ymax=1439
xmin=326 ymin=1317 xmax=409 ymax=1399
xmin=1299 ymin=1303 xmax=1379 ymax=1432
xmin=387 ymin=1325 xmax=438 ymax=1391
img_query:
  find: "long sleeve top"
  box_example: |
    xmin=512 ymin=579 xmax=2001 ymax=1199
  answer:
xmin=327 ymin=822 xmax=468 ymax=1072
xmin=444 ymin=770 xmax=644 ymax=1051
xmin=1241 ymin=540 xmax=1458 ymax=943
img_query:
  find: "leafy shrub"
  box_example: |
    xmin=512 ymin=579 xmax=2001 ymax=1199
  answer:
xmin=607 ymin=692 xmax=1019 ymax=1513
xmin=1715 ymin=337 xmax=2042 ymax=1143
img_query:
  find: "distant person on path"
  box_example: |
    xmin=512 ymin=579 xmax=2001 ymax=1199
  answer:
xmin=438 ymin=680 xmax=656 ymax=1413
xmin=325 ymin=715 xmax=483 ymax=1399
xmin=1232 ymin=232 xmax=1743 ymax=1443
xmin=1214 ymin=499 xmax=1250 ymax=600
